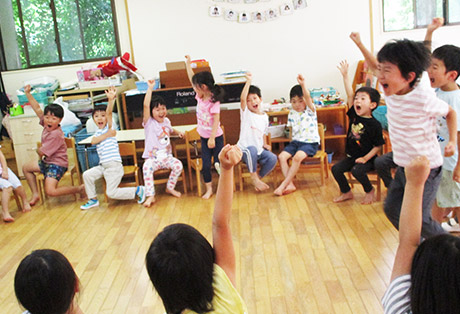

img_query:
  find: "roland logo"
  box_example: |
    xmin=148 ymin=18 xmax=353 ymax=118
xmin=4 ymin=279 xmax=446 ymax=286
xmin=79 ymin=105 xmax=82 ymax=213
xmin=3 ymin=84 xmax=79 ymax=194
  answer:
xmin=176 ymin=91 xmax=195 ymax=97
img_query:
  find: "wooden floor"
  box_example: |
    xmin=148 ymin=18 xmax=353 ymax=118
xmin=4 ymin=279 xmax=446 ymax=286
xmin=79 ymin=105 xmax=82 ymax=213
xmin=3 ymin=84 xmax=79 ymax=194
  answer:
xmin=0 ymin=172 xmax=397 ymax=314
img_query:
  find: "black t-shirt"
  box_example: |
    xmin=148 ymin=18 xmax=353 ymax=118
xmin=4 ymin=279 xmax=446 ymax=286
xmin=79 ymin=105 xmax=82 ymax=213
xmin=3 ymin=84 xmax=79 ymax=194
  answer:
xmin=346 ymin=106 xmax=385 ymax=159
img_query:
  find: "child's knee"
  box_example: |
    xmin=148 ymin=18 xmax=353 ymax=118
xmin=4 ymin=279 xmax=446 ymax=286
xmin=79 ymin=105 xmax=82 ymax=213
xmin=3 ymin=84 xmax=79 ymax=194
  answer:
xmin=278 ymin=152 xmax=289 ymax=162
xmin=293 ymin=152 xmax=306 ymax=163
xmin=3 ymin=186 xmax=13 ymax=194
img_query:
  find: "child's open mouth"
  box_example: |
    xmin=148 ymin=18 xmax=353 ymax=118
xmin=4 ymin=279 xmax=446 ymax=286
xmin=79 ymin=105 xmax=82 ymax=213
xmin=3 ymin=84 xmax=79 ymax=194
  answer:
xmin=356 ymin=105 xmax=362 ymax=111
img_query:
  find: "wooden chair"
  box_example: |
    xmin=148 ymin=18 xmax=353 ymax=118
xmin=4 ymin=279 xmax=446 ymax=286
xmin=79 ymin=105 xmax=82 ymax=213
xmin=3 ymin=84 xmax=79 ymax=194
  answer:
xmin=103 ymin=141 xmax=140 ymax=201
xmin=237 ymin=133 xmax=274 ymax=191
xmin=184 ymin=126 xmax=226 ymax=196
xmin=290 ymin=123 xmax=329 ymax=186
xmin=36 ymin=137 xmax=82 ymax=203
xmin=151 ymin=142 xmax=187 ymax=194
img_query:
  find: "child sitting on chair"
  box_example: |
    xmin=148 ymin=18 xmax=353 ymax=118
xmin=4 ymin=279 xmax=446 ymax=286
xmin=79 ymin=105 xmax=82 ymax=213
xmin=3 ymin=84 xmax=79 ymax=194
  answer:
xmin=22 ymin=85 xmax=85 ymax=205
xmin=142 ymin=80 xmax=184 ymax=207
xmin=274 ymin=74 xmax=319 ymax=196
xmin=80 ymin=86 xmax=145 ymax=210
xmin=332 ymin=60 xmax=385 ymax=205
xmin=237 ymin=72 xmax=277 ymax=191
xmin=0 ymin=148 xmax=30 ymax=222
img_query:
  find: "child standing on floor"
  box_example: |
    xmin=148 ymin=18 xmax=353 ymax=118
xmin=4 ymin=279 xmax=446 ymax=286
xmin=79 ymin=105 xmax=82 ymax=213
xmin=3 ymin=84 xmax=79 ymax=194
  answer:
xmin=351 ymin=32 xmax=458 ymax=239
xmin=0 ymin=149 xmax=30 ymax=222
xmin=22 ymin=85 xmax=85 ymax=205
xmin=146 ymin=144 xmax=247 ymax=314
xmin=80 ymin=86 xmax=145 ymax=210
xmin=382 ymin=156 xmax=460 ymax=314
xmin=142 ymin=80 xmax=184 ymax=207
xmin=274 ymin=74 xmax=319 ymax=196
xmin=15 ymin=249 xmax=83 ymax=314
xmin=424 ymin=18 xmax=460 ymax=231
xmin=332 ymin=60 xmax=385 ymax=204
xmin=185 ymin=55 xmax=225 ymax=199
xmin=237 ymin=72 xmax=277 ymax=191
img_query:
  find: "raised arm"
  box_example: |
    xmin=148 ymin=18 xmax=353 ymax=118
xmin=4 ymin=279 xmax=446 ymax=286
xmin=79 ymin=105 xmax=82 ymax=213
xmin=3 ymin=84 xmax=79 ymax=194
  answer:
xmin=297 ymin=74 xmax=315 ymax=112
xmin=240 ymin=72 xmax=252 ymax=111
xmin=390 ymin=156 xmax=430 ymax=281
xmin=213 ymin=145 xmax=242 ymax=285
xmin=337 ymin=60 xmax=354 ymax=108
xmin=143 ymin=80 xmax=156 ymax=124
xmin=24 ymin=85 xmax=43 ymax=119
xmin=424 ymin=17 xmax=444 ymax=51
xmin=105 ymin=86 xmax=117 ymax=130
xmin=350 ymin=32 xmax=378 ymax=72
xmin=185 ymin=55 xmax=194 ymax=84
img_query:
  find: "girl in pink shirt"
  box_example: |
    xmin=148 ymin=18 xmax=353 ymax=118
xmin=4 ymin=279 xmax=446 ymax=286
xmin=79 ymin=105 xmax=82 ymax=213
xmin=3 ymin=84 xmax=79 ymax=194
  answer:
xmin=185 ymin=55 xmax=225 ymax=199
xmin=142 ymin=80 xmax=184 ymax=207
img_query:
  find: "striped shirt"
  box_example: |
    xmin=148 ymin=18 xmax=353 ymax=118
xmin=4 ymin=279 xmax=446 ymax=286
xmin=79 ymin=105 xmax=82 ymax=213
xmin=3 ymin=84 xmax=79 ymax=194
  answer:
xmin=94 ymin=124 xmax=121 ymax=164
xmin=384 ymin=73 xmax=449 ymax=168
xmin=382 ymin=274 xmax=412 ymax=314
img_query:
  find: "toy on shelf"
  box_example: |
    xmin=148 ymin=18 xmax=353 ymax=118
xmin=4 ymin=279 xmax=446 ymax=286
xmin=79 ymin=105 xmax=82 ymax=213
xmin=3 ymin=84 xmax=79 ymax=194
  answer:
xmin=309 ymin=87 xmax=343 ymax=106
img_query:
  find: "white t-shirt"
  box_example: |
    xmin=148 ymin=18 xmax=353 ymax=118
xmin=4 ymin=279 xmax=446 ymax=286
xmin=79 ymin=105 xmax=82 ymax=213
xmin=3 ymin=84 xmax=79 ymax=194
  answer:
xmin=384 ymin=72 xmax=449 ymax=168
xmin=436 ymin=89 xmax=460 ymax=171
xmin=237 ymin=107 xmax=269 ymax=155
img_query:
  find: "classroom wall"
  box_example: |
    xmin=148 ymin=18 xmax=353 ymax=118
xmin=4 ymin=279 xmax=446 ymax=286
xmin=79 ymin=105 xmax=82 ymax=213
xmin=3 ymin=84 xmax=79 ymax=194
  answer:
xmin=2 ymin=0 xmax=460 ymax=104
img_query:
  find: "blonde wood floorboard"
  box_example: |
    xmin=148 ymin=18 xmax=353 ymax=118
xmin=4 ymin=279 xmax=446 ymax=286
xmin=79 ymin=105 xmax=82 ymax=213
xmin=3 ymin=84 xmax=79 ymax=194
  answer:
xmin=0 ymin=173 xmax=398 ymax=313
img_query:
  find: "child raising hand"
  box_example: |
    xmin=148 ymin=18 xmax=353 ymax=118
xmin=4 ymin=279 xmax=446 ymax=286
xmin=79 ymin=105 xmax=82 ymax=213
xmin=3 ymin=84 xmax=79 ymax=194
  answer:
xmin=145 ymin=144 xmax=247 ymax=314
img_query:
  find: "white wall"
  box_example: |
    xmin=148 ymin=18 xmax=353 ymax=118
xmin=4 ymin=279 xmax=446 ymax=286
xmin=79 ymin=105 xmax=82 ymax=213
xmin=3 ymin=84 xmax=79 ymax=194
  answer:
xmin=3 ymin=0 xmax=460 ymax=103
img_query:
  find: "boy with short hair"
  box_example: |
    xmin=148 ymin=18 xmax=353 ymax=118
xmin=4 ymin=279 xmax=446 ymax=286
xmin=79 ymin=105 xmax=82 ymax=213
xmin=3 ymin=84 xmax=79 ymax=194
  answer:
xmin=80 ymin=86 xmax=145 ymax=210
xmin=274 ymin=74 xmax=319 ymax=196
xmin=425 ymin=19 xmax=460 ymax=231
xmin=22 ymin=85 xmax=85 ymax=205
xmin=332 ymin=60 xmax=385 ymax=204
xmin=237 ymin=72 xmax=277 ymax=191
xmin=350 ymin=32 xmax=458 ymax=238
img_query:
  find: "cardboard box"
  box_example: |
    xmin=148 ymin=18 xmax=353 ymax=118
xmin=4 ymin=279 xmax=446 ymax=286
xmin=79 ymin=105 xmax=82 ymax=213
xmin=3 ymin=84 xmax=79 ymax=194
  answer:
xmin=166 ymin=61 xmax=186 ymax=70
xmin=159 ymin=66 xmax=211 ymax=89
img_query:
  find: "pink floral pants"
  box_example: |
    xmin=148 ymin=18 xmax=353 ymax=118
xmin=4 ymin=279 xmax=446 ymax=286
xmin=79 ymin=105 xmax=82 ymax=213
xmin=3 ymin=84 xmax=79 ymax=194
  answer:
xmin=143 ymin=156 xmax=183 ymax=196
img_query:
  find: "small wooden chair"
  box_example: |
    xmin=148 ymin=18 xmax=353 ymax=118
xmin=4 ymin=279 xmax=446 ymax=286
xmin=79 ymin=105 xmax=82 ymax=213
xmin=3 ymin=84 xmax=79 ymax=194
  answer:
xmin=237 ymin=133 xmax=273 ymax=191
xmin=184 ymin=126 xmax=226 ymax=196
xmin=104 ymin=141 xmax=139 ymax=201
xmin=36 ymin=137 xmax=81 ymax=203
xmin=293 ymin=123 xmax=329 ymax=186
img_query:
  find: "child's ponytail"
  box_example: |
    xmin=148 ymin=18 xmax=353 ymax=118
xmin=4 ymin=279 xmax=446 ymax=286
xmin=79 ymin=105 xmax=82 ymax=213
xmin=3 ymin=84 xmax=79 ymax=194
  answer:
xmin=192 ymin=71 xmax=225 ymax=103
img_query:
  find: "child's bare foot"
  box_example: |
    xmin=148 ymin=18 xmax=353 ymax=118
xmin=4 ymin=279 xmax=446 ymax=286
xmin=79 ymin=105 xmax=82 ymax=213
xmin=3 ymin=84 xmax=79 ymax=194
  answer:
xmin=361 ymin=188 xmax=375 ymax=205
xmin=274 ymin=185 xmax=284 ymax=196
xmin=333 ymin=191 xmax=354 ymax=203
xmin=2 ymin=211 xmax=14 ymax=222
xmin=143 ymin=195 xmax=155 ymax=208
xmin=166 ymin=188 xmax=182 ymax=198
xmin=283 ymin=182 xmax=296 ymax=195
xmin=253 ymin=178 xmax=269 ymax=192
xmin=29 ymin=194 xmax=40 ymax=206
xmin=202 ymin=189 xmax=213 ymax=200
xmin=79 ymin=184 xmax=87 ymax=200
xmin=22 ymin=202 xmax=31 ymax=212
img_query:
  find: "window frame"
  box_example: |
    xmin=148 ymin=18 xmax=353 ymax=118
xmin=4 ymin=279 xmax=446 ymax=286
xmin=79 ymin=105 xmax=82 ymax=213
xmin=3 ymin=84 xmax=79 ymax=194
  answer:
xmin=382 ymin=0 xmax=460 ymax=32
xmin=0 ymin=0 xmax=121 ymax=71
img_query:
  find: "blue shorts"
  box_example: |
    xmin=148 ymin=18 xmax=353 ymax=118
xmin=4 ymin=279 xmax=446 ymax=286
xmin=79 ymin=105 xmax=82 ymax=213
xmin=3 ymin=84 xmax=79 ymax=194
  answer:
xmin=39 ymin=161 xmax=67 ymax=182
xmin=283 ymin=141 xmax=318 ymax=157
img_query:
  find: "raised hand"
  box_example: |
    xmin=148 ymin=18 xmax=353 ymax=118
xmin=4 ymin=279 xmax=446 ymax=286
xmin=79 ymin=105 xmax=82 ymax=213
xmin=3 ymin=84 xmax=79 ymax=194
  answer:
xmin=427 ymin=17 xmax=444 ymax=33
xmin=105 ymin=86 xmax=117 ymax=101
xmin=219 ymin=144 xmax=242 ymax=170
xmin=297 ymin=74 xmax=305 ymax=86
xmin=337 ymin=60 xmax=349 ymax=77
xmin=24 ymin=85 xmax=32 ymax=94
xmin=147 ymin=79 xmax=156 ymax=90
xmin=350 ymin=32 xmax=362 ymax=45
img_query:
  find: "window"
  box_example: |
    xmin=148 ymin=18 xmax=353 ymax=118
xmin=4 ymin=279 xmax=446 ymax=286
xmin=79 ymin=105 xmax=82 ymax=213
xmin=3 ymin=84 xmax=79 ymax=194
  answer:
xmin=383 ymin=0 xmax=460 ymax=32
xmin=0 ymin=0 xmax=120 ymax=70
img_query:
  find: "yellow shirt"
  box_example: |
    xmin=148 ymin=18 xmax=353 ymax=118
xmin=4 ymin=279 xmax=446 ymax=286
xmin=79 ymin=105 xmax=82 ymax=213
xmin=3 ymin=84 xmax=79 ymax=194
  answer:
xmin=184 ymin=264 xmax=247 ymax=314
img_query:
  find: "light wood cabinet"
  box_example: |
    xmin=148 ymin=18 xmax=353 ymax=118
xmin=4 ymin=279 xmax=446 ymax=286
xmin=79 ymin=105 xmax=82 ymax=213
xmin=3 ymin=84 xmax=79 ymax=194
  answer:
xmin=10 ymin=114 xmax=41 ymax=177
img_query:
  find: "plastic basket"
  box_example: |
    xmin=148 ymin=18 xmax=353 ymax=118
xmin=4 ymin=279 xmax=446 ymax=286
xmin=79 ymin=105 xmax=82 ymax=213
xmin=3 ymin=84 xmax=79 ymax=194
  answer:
xmin=73 ymin=128 xmax=99 ymax=172
xmin=17 ymin=91 xmax=49 ymax=105
xmin=23 ymin=76 xmax=59 ymax=96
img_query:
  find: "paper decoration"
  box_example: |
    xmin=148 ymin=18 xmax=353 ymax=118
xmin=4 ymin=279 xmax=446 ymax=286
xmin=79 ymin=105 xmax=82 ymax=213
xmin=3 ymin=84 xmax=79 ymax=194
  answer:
xmin=265 ymin=8 xmax=278 ymax=20
xmin=252 ymin=11 xmax=265 ymax=22
xmin=239 ymin=11 xmax=251 ymax=23
xmin=294 ymin=0 xmax=307 ymax=9
xmin=209 ymin=6 xmax=222 ymax=17
xmin=280 ymin=3 xmax=293 ymax=15
xmin=209 ymin=0 xmax=307 ymax=23
xmin=225 ymin=9 xmax=238 ymax=21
